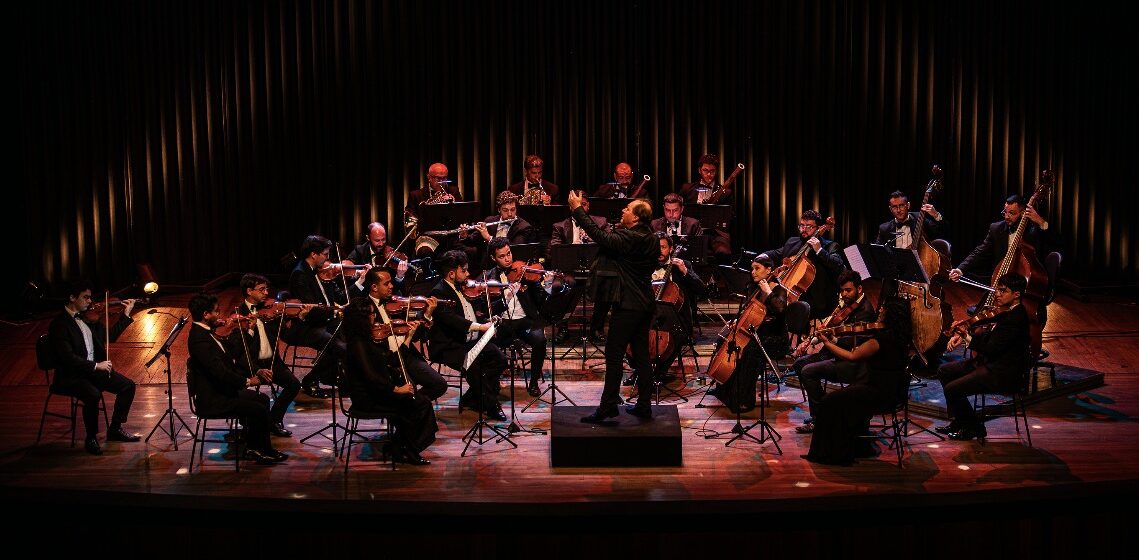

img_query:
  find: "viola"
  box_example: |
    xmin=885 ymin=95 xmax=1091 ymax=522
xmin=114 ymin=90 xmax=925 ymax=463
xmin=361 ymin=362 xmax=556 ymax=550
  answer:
xmin=383 ymin=295 xmax=453 ymax=319
xmin=505 ymin=261 xmax=565 ymax=284
xmin=943 ymin=305 xmax=1011 ymax=339
xmin=316 ymin=261 xmax=369 ymax=281
xmin=84 ymin=298 xmax=149 ymax=321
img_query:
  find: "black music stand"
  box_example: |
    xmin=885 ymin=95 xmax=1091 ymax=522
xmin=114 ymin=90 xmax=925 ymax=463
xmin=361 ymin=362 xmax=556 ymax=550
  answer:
xmin=516 ymin=205 xmax=567 ymax=250
xmin=547 ymin=243 xmax=604 ymax=369
xmin=585 ymin=197 xmax=626 ymax=226
xmin=845 ymin=243 xmax=928 ymax=297
xmin=687 ymin=204 xmax=733 ymax=230
xmin=523 ymin=283 xmax=578 ymax=411
xmin=144 ymin=316 xmax=194 ymax=448
xmin=508 ymin=242 xmax=543 ymax=264
xmin=703 ymin=328 xmax=783 ymax=453
xmin=641 ymin=301 xmax=690 ymax=405
xmin=417 ymin=201 xmax=481 ymax=233
xmin=298 ymin=321 xmax=348 ymax=454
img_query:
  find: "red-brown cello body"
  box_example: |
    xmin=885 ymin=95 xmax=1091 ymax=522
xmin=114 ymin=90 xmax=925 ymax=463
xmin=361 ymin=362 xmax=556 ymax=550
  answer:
xmin=704 ymin=288 xmax=768 ymax=384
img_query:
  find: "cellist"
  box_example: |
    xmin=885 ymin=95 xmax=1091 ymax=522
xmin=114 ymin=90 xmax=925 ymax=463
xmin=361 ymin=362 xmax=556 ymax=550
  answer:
xmin=761 ymin=209 xmax=845 ymax=320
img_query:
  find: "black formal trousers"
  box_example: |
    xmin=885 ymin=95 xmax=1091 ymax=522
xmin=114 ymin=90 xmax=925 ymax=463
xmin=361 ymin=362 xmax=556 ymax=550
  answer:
xmin=402 ymin=351 xmax=448 ymax=401
xmin=495 ymin=317 xmax=547 ymax=382
xmin=462 ymin=342 xmax=508 ymax=410
xmin=289 ymin=321 xmax=346 ymax=386
xmin=602 ymin=309 xmax=653 ymax=410
xmin=936 ymin=358 xmax=1011 ymax=427
xmin=797 ymin=357 xmax=869 ymax=416
xmin=198 ymin=389 xmax=273 ymax=453
xmin=804 ymin=383 xmax=888 ymax=466
xmin=53 ymin=370 xmax=136 ymax=438
xmin=247 ymin=357 xmax=300 ymax=424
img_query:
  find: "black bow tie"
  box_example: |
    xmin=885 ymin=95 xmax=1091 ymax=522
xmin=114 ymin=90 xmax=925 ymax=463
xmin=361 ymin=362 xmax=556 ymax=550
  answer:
xmin=73 ymin=312 xmax=83 ymax=320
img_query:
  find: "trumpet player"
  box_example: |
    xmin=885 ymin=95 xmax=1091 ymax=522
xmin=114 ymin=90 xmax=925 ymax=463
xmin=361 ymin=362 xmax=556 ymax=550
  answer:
xmin=507 ymin=154 xmax=560 ymax=205
xmin=405 ymin=162 xmax=462 ymax=218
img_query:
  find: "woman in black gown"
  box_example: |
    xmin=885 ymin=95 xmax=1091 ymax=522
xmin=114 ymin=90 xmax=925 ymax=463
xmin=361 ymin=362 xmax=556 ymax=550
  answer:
xmin=802 ymin=298 xmax=912 ymax=466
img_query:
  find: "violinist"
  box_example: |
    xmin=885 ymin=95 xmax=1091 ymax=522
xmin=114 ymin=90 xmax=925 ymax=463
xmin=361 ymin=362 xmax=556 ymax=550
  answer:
xmin=761 ymin=209 xmax=845 ymax=320
xmin=428 ymin=250 xmax=509 ymax=421
xmin=342 ymin=297 xmax=436 ymax=465
xmin=677 ymin=154 xmax=733 ymax=259
xmin=949 ymin=194 xmax=1057 ymax=324
xmin=566 ymin=191 xmax=659 ymax=422
xmin=228 ymin=273 xmax=301 ymax=437
xmin=362 ymin=267 xmax=448 ymax=401
xmin=934 ymin=274 xmax=1032 ymax=441
xmin=625 ymin=233 xmax=705 ymax=387
xmin=47 ymin=280 xmax=140 ymax=455
xmin=187 ymin=293 xmax=286 ymax=465
xmin=287 ymin=235 xmax=350 ymax=398
xmin=792 ymin=270 xmax=878 ymax=433
xmin=507 ymin=154 xmax=560 ymax=204
xmin=405 ymin=162 xmax=462 ymax=218
xmin=482 ymin=238 xmax=550 ymax=397
xmin=343 ymin=222 xmax=410 ymax=292
xmin=549 ymin=192 xmax=607 ymax=343
xmin=707 ymin=255 xmax=788 ymax=412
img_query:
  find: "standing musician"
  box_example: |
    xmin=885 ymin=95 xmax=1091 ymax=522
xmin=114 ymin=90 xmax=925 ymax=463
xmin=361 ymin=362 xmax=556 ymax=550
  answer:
xmin=343 ymin=222 xmax=411 ymax=292
xmin=286 ymin=235 xmax=353 ymax=398
xmin=360 ymin=267 xmax=448 ymax=401
xmin=792 ymin=270 xmax=878 ymax=433
xmin=229 ymin=273 xmax=301 ymax=437
xmin=876 ymin=190 xmax=946 ymax=250
xmin=594 ymin=162 xmax=644 ymax=199
xmin=342 ymin=295 xmax=436 ymax=465
xmin=678 ymin=154 xmax=733 ymax=258
xmin=187 ymin=293 xmax=287 ymax=465
xmin=566 ymin=190 xmax=659 ymax=422
xmin=47 ymin=280 xmax=141 ymax=455
xmin=428 ymin=250 xmax=509 ymax=421
xmin=935 ymin=274 xmax=1032 ymax=441
xmin=507 ymin=154 xmax=560 ymax=205
xmin=482 ymin=238 xmax=551 ymax=397
xmin=761 ymin=209 xmax=846 ymax=320
xmin=948 ymin=194 xmax=1057 ymax=324
xmin=405 ymin=162 xmax=462 ymax=218
xmin=650 ymin=193 xmax=704 ymax=240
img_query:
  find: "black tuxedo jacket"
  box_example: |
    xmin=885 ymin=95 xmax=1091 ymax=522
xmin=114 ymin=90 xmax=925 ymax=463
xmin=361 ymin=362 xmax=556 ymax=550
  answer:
xmin=763 ymin=236 xmax=846 ymax=319
xmin=875 ymin=211 xmax=945 ymax=248
xmin=968 ymin=304 xmax=1032 ymax=390
xmin=288 ymin=260 xmax=346 ymax=325
xmin=507 ymin=180 xmax=561 ymax=203
xmin=550 ymin=214 xmax=607 ymax=247
xmin=481 ymin=266 xmax=549 ymax=320
xmin=47 ymin=310 xmax=133 ymax=383
xmin=572 ymin=207 xmax=658 ymax=312
xmin=650 ymin=216 xmax=704 ymax=238
xmin=958 ymin=219 xmax=1056 ymax=277
xmin=405 ymin=185 xmax=463 ymax=215
xmin=426 ymin=280 xmax=479 ymax=369
xmin=678 ymin=181 xmax=727 ymax=204
xmin=187 ymin=323 xmax=253 ymax=414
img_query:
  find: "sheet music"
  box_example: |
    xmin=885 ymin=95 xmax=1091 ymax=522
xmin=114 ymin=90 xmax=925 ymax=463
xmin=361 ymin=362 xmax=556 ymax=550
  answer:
xmin=463 ymin=322 xmax=497 ymax=370
xmin=844 ymin=244 xmax=871 ymax=279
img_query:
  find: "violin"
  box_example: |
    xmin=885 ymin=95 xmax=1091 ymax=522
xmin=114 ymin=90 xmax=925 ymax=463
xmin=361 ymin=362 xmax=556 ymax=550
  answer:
xmin=379 ymin=247 xmax=422 ymax=274
xmin=383 ymin=295 xmax=453 ymax=319
xmin=808 ymin=321 xmax=886 ymax=345
xmin=823 ymin=293 xmax=864 ymax=329
xmin=84 ymin=298 xmax=149 ymax=321
xmin=461 ymin=280 xmax=509 ymax=299
xmin=372 ymin=319 xmax=417 ymax=341
xmin=316 ymin=261 xmax=369 ymax=281
xmin=943 ymin=305 xmax=1010 ymax=339
xmin=211 ymin=313 xmax=256 ymax=338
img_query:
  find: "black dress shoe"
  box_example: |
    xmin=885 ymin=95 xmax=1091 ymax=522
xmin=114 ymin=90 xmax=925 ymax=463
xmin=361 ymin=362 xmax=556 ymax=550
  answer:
xmin=934 ymin=422 xmax=960 ymax=435
xmin=794 ymin=424 xmax=815 ymax=434
xmin=527 ymin=378 xmax=541 ymax=397
xmin=269 ymin=422 xmax=293 ymax=437
xmin=301 ymin=383 xmax=331 ymax=399
xmin=397 ymin=448 xmax=431 ymax=466
xmin=622 ymin=376 xmax=637 ymax=387
xmin=484 ymin=406 xmax=508 ymax=421
xmin=948 ymin=426 xmax=987 ymax=441
xmin=105 ymin=426 xmax=141 ymax=442
xmin=245 ymin=448 xmax=280 ymax=465
xmin=266 ymin=449 xmax=289 ymax=461
xmin=589 ymin=330 xmax=607 ymax=343
xmin=84 ymin=437 xmax=102 ymax=456
xmin=625 ymin=404 xmax=652 ymax=419
xmin=580 ymin=407 xmax=619 ymax=424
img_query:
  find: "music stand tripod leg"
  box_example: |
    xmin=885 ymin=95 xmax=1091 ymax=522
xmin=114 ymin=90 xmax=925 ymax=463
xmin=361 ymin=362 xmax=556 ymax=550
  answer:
xmin=461 ymin=366 xmax=518 ymax=456
xmin=727 ymin=331 xmax=783 ymax=453
xmin=507 ymin=342 xmax=545 ymax=435
xmin=145 ymin=327 xmax=195 ymax=449
xmin=523 ymin=324 xmax=575 ymax=411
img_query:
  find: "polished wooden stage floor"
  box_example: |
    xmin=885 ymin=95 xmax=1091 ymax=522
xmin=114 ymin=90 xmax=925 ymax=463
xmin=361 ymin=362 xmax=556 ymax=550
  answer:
xmin=2 ymin=286 xmax=1137 ymax=554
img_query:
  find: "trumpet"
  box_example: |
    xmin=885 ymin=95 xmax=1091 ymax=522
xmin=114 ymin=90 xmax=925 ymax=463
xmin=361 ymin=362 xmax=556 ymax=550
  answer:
xmin=423 ymin=218 xmax=516 ymax=237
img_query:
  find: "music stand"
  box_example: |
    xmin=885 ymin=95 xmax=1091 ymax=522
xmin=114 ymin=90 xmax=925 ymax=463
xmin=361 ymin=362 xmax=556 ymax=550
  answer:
xmin=585 ymin=197 xmax=626 ymax=226
xmin=417 ymin=201 xmax=481 ymax=233
xmin=298 ymin=321 xmax=348 ymax=454
xmin=845 ymin=243 xmax=928 ymax=296
xmin=547 ymin=243 xmax=604 ymax=369
xmin=144 ymin=315 xmax=194 ymax=448
xmin=523 ymin=283 xmax=578 ymax=411
xmin=686 ymin=204 xmax=733 ymax=230
xmin=641 ymin=300 xmax=690 ymax=405
xmin=704 ymin=328 xmax=783 ymax=453
xmin=508 ymin=242 xmax=543 ymax=264
xmin=516 ymin=205 xmax=567 ymax=249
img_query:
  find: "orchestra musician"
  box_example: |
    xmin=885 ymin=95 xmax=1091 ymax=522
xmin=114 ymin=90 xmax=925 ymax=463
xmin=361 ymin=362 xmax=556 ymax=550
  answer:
xmin=594 ymin=162 xmax=640 ymax=199
xmin=549 ymin=191 xmax=608 ymax=343
xmin=650 ymin=193 xmax=704 ymax=239
xmin=482 ymin=238 xmax=551 ymax=397
xmin=792 ymin=270 xmax=878 ymax=433
xmin=405 ymin=162 xmax=462 ymax=217
xmin=428 ymin=250 xmax=509 ymax=421
xmin=187 ymin=293 xmax=287 ymax=465
xmin=507 ymin=154 xmax=560 ymax=204
xmin=229 ymin=273 xmax=301 ymax=437
xmin=876 ymin=190 xmax=946 ymax=249
xmin=360 ymin=267 xmax=448 ymax=401
xmin=934 ymin=274 xmax=1032 ymax=441
xmin=343 ymin=222 xmax=410 ymax=292
xmin=464 ymin=191 xmax=537 ymax=272
xmin=47 ymin=280 xmax=141 ymax=455
xmin=342 ymin=295 xmax=436 ymax=465
xmin=678 ymin=154 xmax=732 ymax=259
xmin=566 ymin=190 xmax=659 ymax=422
xmin=761 ymin=209 xmax=846 ymax=320
xmin=286 ymin=235 xmax=354 ymax=398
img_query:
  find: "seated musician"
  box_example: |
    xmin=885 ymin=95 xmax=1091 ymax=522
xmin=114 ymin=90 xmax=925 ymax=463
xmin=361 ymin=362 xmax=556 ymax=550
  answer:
xmin=678 ymin=153 xmax=732 ymax=259
xmin=464 ymin=191 xmax=537 ymax=272
xmin=625 ymin=232 xmax=706 ymax=387
xmin=594 ymin=162 xmax=643 ymax=199
xmin=47 ymin=280 xmax=141 ymax=455
xmin=948 ymin=194 xmax=1057 ymax=324
xmin=708 ymin=254 xmax=789 ymax=412
xmin=507 ymin=154 xmax=560 ymax=204
xmin=793 ymin=270 xmax=878 ymax=433
xmin=187 ymin=293 xmax=286 ymax=465
xmin=228 ymin=273 xmax=301 ymax=438
xmin=286 ymin=235 xmax=352 ymax=398
xmin=405 ymin=162 xmax=462 ymax=218
xmin=428 ymin=250 xmax=509 ymax=421
xmin=343 ymin=222 xmax=411 ymax=292
xmin=482 ymin=238 xmax=550 ymax=397
xmin=360 ymin=267 xmax=448 ymax=401
xmin=342 ymin=296 xmax=436 ymax=465
xmin=761 ymin=209 xmax=846 ymax=321
xmin=875 ymin=190 xmax=946 ymax=252
xmin=802 ymin=298 xmax=912 ymax=466
xmin=549 ymin=191 xmax=607 ymax=342
xmin=934 ymin=274 xmax=1032 ymax=441
xmin=650 ymin=193 xmax=704 ymax=240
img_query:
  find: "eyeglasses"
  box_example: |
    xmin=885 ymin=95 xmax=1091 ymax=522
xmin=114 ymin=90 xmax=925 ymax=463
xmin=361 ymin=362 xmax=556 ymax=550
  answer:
xmin=889 ymin=203 xmax=908 ymax=210
xmin=797 ymin=223 xmax=817 ymax=230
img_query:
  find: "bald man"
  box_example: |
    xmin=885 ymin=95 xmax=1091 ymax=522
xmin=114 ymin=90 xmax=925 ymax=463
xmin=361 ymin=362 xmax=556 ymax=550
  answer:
xmin=405 ymin=162 xmax=463 ymax=217
xmin=594 ymin=162 xmax=644 ymax=199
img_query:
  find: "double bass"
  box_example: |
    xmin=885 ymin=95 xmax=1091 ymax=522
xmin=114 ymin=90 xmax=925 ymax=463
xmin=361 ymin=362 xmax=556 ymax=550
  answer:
xmin=913 ymin=165 xmax=951 ymax=279
xmin=983 ymin=170 xmax=1054 ymax=354
xmin=772 ymin=216 xmax=836 ymax=303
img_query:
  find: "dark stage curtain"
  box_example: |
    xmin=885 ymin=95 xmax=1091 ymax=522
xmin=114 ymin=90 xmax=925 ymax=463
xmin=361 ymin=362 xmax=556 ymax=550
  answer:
xmin=14 ymin=1 xmax=1136 ymax=306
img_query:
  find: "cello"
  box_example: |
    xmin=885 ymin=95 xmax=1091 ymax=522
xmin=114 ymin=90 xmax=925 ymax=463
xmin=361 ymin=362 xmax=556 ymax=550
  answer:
xmin=983 ymin=170 xmax=1054 ymax=354
xmin=772 ymin=216 xmax=836 ymax=303
xmin=628 ymin=244 xmax=687 ymax=362
xmin=704 ymin=286 xmax=768 ymax=384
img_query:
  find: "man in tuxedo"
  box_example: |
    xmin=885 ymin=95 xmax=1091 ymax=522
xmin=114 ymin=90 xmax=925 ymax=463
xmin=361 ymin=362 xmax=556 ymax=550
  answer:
xmin=405 ymin=162 xmax=462 ymax=217
xmin=482 ymin=238 xmax=550 ymax=397
xmin=567 ymin=190 xmax=659 ymax=422
xmin=427 ymin=250 xmax=509 ymax=421
xmin=47 ymin=281 xmax=141 ymax=455
xmin=594 ymin=162 xmax=644 ymax=199
xmin=875 ymin=190 xmax=946 ymax=250
xmin=677 ymin=154 xmax=733 ymax=258
xmin=650 ymin=193 xmax=704 ymax=239
xmin=549 ymin=192 xmax=608 ymax=342
xmin=935 ymin=274 xmax=1033 ymax=441
xmin=343 ymin=222 xmax=410 ymax=291
xmin=286 ymin=235 xmax=354 ymax=398
xmin=465 ymin=191 xmax=537 ymax=272
xmin=361 ymin=267 xmax=448 ymax=401
xmin=761 ymin=209 xmax=846 ymax=320
xmin=187 ymin=293 xmax=286 ymax=465
xmin=228 ymin=273 xmax=302 ymax=437
xmin=507 ymin=154 xmax=560 ymax=204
